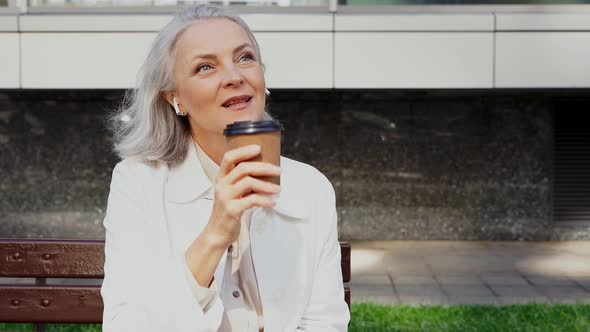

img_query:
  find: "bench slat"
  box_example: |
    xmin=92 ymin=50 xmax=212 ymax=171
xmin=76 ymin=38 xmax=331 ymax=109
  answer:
xmin=0 ymin=238 xmax=351 ymax=324
xmin=1 ymin=239 xmax=350 ymax=281
xmin=0 ymin=239 xmax=104 ymax=278
xmin=0 ymin=285 xmax=349 ymax=324
xmin=0 ymin=285 xmax=103 ymax=323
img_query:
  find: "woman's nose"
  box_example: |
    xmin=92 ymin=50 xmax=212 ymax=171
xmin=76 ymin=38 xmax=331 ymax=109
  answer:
xmin=222 ymin=65 xmax=244 ymax=87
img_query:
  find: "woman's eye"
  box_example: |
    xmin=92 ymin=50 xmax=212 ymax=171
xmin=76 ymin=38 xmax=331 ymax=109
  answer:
xmin=239 ymin=53 xmax=255 ymax=62
xmin=196 ymin=64 xmax=212 ymax=73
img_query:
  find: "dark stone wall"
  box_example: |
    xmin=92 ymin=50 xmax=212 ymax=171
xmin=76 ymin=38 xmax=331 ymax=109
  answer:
xmin=0 ymin=91 xmax=119 ymax=239
xmin=1 ymin=89 xmax=588 ymax=240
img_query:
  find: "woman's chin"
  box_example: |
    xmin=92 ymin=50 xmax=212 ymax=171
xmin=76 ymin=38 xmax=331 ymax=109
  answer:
xmin=225 ymin=109 xmax=264 ymax=123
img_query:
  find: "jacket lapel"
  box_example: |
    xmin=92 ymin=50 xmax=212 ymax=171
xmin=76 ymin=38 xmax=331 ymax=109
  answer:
xmin=166 ymin=142 xmax=212 ymax=204
xmin=164 ymin=144 xmax=227 ymax=290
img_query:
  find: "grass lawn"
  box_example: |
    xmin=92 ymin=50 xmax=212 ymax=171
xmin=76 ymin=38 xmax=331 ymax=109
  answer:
xmin=351 ymin=303 xmax=590 ymax=331
xmin=1 ymin=303 xmax=589 ymax=331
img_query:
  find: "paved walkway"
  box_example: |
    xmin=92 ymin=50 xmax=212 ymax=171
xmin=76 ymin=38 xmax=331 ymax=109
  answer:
xmin=350 ymin=241 xmax=590 ymax=306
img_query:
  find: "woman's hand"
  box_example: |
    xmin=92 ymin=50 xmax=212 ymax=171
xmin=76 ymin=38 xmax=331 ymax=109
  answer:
xmin=206 ymin=144 xmax=281 ymax=249
xmin=185 ymin=144 xmax=280 ymax=288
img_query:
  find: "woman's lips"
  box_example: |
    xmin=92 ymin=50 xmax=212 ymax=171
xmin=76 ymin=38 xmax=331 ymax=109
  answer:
xmin=222 ymin=97 xmax=252 ymax=110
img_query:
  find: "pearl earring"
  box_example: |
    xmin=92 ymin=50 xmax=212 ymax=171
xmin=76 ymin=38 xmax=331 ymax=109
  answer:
xmin=173 ymin=97 xmax=185 ymax=116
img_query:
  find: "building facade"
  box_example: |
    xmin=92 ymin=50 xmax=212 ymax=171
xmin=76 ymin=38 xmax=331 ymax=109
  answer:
xmin=0 ymin=1 xmax=589 ymax=240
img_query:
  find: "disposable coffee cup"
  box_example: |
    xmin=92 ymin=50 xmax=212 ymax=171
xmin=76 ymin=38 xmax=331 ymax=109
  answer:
xmin=223 ymin=120 xmax=283 ymax=185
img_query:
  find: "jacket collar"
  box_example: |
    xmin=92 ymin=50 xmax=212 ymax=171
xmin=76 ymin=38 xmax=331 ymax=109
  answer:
xmin=166 ymin=141 xmax=212 ymax=203
xmin=165 ymin=142 xmax=307 ymax=219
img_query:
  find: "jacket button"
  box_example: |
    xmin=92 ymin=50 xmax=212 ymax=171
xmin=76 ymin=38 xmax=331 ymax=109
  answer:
xmin=232 ymin=290 xmax=240 ymax=298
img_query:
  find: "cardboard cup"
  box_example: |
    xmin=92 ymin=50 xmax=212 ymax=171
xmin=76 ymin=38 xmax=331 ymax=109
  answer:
xmin=224 ymin=120 xmax=283 ymax=185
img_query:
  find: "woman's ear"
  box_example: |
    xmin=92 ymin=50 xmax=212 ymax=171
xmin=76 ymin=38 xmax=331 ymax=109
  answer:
xmin=161 ymin=91 xmax=175 ymax=107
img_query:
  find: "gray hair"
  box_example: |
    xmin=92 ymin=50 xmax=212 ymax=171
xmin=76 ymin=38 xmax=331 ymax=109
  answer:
xmin=108 ymin=4 xmax=266 ymax=167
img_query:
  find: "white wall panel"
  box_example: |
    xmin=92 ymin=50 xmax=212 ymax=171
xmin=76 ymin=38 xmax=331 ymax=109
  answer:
xmin=255 ymin=32 xmax=332 ymax=88
xmin=0 ymin=15 xmax=18 ymax=32
xmin=13 ymin=13 xmax=590 ymax=89
xmin=496 ymin=32 xmax=590 ymax=88
xmin=497 ymin=14 xmax=590 ymax=31
xmin=0 ymin=33 xmax=19 ymax=88
xmin=21 ymin=33 xmax=155 ymax=88
xmin=19 ymin=14 xmax=332 ymax=32
xmin=243 ymin=14 xmax=332 ymax=31
xmin=20 ymin=15 xmax=171 ymax=32
xmin=336 ymin=14 xmax=493 ymax=31
xmin=20 ymin=32 xmax=331 ymax=89
xmin=335 ymin=32 xmax=493 ymax=88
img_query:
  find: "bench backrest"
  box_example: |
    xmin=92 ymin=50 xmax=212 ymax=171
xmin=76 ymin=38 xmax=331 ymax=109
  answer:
xmin=0 ymin=239 xmax=350 ymax=325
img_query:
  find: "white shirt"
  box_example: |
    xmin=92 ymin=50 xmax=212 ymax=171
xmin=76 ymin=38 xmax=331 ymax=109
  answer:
xmin=181 ymin=140 xmax=264 ymax=331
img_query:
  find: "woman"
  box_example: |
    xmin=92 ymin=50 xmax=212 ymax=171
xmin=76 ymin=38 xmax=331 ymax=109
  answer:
xmin=101 ymin=4 xmax=349 ymax=331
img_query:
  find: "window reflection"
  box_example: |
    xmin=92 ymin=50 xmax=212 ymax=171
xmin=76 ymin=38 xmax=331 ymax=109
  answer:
xmin=27 ymin=0 xmax=329 ymax=8
xmin=340 ymin=0 xmax=590 ymax=4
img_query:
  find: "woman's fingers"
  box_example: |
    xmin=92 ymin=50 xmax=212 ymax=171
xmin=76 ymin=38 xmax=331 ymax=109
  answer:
xmin=219 ymin=189 xmax=277 ymax=221
xmin=211 ymin=145 xmax=280 ymax=242
xmin=230 ymin=176 xmax=281 ymax=198
xmin=231 ymin=193 xmax=277 ymax=215
xmin=225 ymin=161 xmax=281 ymax=185
xmin=219 ymin=145 xmax=261 ymax=176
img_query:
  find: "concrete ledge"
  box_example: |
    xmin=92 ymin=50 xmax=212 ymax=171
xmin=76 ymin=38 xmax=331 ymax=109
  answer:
xmin=21 ymin=32 xmax=154 ymax=89
xmin=4 ymin=10 xmax=590 ymax=89
xmin=18 ymin=31 xmax=333 ymax=89
xmin=335 ymin=13 xmax=494 ymax=31
xmin=257 ymin=32 xmax=332 ymax=88
xmin=0 ymin=14 xmax=17 ymax=31
xmin=243 ymin=13 xmax=332 ymax=31
xmin=496 ymin=32 xmax=590 ymax=88
xmin=19 ymin=13 xmax=332 ymax=32
xmin=338 ymin=4 xmax=590 ymax=14
xmin=335 ymin=32 xmax=493 ymax=88
xmin=496 ymin=13 xmax=590 ymax=31
xmin=0 ymin=33 xmax=19 ymax=88
xmin=20 ymin=14 xmax=172 ymax=32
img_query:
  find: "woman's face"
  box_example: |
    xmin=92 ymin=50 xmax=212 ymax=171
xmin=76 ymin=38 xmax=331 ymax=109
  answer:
xmin=166 ymin=18 xmax=266 ymax=137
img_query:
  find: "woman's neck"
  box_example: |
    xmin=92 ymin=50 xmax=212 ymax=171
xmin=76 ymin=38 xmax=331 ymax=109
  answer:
xmin=191 ymin=129 xmax=226 ymax=166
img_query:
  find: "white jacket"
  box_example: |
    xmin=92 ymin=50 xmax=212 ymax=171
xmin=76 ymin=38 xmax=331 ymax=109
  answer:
xmin=100 ymin=143 xmax=350 ymax=332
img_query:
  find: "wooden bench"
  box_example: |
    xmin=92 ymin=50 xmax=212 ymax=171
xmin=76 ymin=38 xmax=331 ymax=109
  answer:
xmin=0 ymin=238 xmax=351 ymax=331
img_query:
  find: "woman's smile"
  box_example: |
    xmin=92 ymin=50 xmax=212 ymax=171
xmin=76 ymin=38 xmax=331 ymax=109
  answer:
xmin=221 ymin=95 xmax=253 ymax=110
